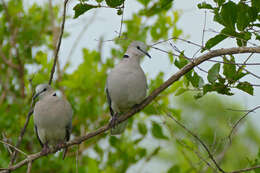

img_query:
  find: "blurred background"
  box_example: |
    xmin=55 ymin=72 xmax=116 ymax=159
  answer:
xmin=0 ymin=0 xmax=260 ymax=172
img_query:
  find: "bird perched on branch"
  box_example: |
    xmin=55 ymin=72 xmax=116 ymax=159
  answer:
xmin=106 ymin=41 xmax=151 ymax=135
xmin=33 ymin=84 xmax=73 ymax=159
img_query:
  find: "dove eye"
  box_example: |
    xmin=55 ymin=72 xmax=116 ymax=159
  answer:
xmin=137 ymin=46 xmax=140 ymax=49
xmin=43 ymin=88 xmax=47 ymax=92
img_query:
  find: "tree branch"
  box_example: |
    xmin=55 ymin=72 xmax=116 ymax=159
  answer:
xmin=48 ymin=0 xmax=69 ymax=85
xmin=228 ymin=105 xmax=260 ymax=144
xmin=1 ymin=46 xmax=260 ymax=172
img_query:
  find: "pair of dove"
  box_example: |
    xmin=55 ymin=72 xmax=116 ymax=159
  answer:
xmin=33 ymin=41 xmax=151 ymax=157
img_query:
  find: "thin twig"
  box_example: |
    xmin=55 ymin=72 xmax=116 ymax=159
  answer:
xmin=228 ymin=165 xmax=260 ymax=173
xmin=26 ymin=161 xmax=32 ymax=173
xmin=202 ymin=11 xmax=207 ymax=47
xmin=0 ymin=140 xmax=27 ymax=157
xmin=228 ymin=105 xmax=260 ymax=143
xmin=76 ymin=145 xmax=79 ymax=173
xmin=118 ymin=3 xmax=125 ymax=38
xmin=48 ymin=0 xmax=69 ymax=85
xmin=165 ymin=112 xmax=225 ymax=173
xmin=9 ymin=107 xmax=34 ymax=166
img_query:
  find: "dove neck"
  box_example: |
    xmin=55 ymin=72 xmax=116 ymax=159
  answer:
xmin=125 ymin=52 xmax=141 ymax=64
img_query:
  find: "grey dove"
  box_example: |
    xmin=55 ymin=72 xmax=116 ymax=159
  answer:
xmin=106 ymin=41 xmax=151 ymax=135
xmin=33 ymin=84 xmax=73 ymax=159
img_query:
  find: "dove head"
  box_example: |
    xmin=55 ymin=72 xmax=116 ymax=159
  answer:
xmin=125 ymin=41 xmax=151 ymax=60
xmin=33 ymin=84 xmax=53 ymax=100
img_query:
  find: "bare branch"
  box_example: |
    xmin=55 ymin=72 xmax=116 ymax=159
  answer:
xmin=202 ymin=11 xmax=207 ymax=47
xmin=228 ymin=165 xmax=260 ymax=173
xmin=9 ymin=107 xmax=34 ymax=167
xmin=165 ymin=112 xmax=225 ymax=172
xmin=0 ymin=140 xmax=28 ymax=157
xmin=26 ymin=161 xmax=32 ymax=173
xmin=48 ymin=0 xmax=69 ymax=85
xmin=228 ymin=105 xmax=260 ymax=143
xmin=118 ymin=3 xmax=125 ymax=38
xmin=1 ymin=46 xmax=260 ymax=172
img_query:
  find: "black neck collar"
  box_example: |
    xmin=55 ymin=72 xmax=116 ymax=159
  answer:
xmin=123 ymin=54 xmax=129 ymax=58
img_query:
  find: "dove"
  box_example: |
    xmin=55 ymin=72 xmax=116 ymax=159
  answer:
xmin=33 ymin=84 xmax=73 ymax=159
xmin=106 ymin=41 xmax=151 ymax=135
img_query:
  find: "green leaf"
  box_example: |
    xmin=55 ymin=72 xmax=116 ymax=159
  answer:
xmin=204 ymin=34 xmax=227 ymax=51
xmin=105 ymin=0 xmax=125 ymax=8
xmin=237 ymin=2 xmax=250 ymax=31
xmin=197 ymin=2 xmax=214 ymax=10
xmin=190 ymin=72 xmax=204 ymax=88
xmin=174 ymin=52 xmax=189 ymax=69
xmin=109 ymin=136 xmax=119 ymax=147
xmin=175 ymin=88 xmax=188 ymax=96
xmin=117 ymin=9 xmax=123 ymax=15
xmin=203 ymin=84 xmax=214 ymax=95
xmin=214 ymin=0 xmax=226 ymax=6
xmin=73 ymin=3 xmax=98 ymax=18
xmin=137 ymin=0 xmax=150 ymax=6
xmin=223 ymin=56 xmax=236 ymax=83
xmin=138 ymin=122 xmax=147 ymax=135
xmin=167 ymin=165 xmax=180 ymax=173
xmin=207 ymin=63 xmax=220 ymax=83
xmin=220 ymin=1 xmax=237 ymax=30
xmin=236 ymin=82 xmax=254 ymax=95
xmin=252 ymin=0 xmax=260 ymax=10
xmin=151 ymin=121 xmax=168 ymax=140
xmin=141 ymin=0 xmax=173 ymax=17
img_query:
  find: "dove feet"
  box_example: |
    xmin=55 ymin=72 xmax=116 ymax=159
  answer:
xmin=109 ymin=113 xmax=119 ymax=128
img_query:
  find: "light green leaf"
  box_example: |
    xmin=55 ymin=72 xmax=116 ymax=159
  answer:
xmin=207 ymin=63 xmax=220 ymax=83
xmin=138 ymin=122 xmax=147 ymax=135
xmin=151 ymin=121 xmax=168 ymax=140
xmin=105 ymin=0 xmax=125 ymax=8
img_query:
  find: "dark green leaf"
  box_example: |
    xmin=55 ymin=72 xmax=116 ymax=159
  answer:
xmin=168 ymin=165 xmax=180 ymax=173
xmin=73 ymin=3 xmax=98 ymax=18
xmin=190 ymin=72 xmax=204 ymax=88
xmin=117 ymin=9 xmax=123 ymax=15
xmin=194 ymin=92 xmax=203 ymax=99
xmin=252 ymin=0 xmax=260 ymax=10
xmin=151 ymin=121 xmax=168 ymax=140
xmin=204 ymin=34 xmax=227 ymax=51
xmin=236 ymin=82 xmax=254 ymax=95
xmin=197 ymin=2 xmax=214 ymax=10
xmin=220 ymin=1 xmax=237 ymax=30
xmin=105 ymin=0 xmax=125 ymax=8
xmin=207 ymin=63 xmax=220 ymax=83
xmin=237 ymin=2 xmax=250 ymax=31
xmin=138 ymin=122 xmax=147 ymax=135
xmin=109 ymin=136 xmax=119 ymax=147
xmin=223 ymin=56 xmax=236 ymax=83
xmin=214 ymin=0 xmax=226 ymax=6
xmin=203 ymin=84 xmax=214 ymax=95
